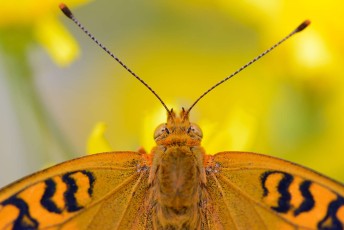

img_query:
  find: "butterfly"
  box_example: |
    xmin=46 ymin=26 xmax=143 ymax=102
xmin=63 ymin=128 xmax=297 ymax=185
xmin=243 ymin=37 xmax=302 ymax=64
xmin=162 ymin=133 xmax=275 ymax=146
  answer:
xmin=0 ymin=3 xmax=343 ymax=230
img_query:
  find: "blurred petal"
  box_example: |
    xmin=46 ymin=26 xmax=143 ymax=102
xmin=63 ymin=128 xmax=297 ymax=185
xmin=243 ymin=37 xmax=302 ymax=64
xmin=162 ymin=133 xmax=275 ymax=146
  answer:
xmin=202 ymin=108 xmax=256 ymax=154
xmin=293 ymin=31 xmax=331 ymax=70
xmin=34 ymin=16 xmax=79 ymax=66
xmin=87 ymin=122 xmax=112 ymax=154
xmin=0 ymin=0 xmax=91 ymax=27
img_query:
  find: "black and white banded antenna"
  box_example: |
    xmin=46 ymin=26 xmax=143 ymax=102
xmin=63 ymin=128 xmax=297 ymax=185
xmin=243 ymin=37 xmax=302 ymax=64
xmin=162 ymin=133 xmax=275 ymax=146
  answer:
xmin=186 ymin=19 xmax=310 ymax=116
xmin=59 ymin=3 xmax=171 ymax=114
xmin=60 ymin=3 xmax=310 ymax=117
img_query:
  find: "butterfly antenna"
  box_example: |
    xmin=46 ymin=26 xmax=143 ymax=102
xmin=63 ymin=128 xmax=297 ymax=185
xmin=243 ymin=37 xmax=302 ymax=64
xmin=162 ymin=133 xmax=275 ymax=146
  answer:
xmin=59 ymin=3 xmax=171 ymax=114
xmin=186 ymin=20 xmax=311 ymax=115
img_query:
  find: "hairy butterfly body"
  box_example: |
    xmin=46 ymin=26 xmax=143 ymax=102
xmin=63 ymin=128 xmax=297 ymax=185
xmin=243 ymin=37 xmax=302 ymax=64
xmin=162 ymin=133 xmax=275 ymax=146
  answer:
xmin=1 ymin=110 xmax=344 ymax=229
xmin=1 ymin=3 xmax=343 ymax=230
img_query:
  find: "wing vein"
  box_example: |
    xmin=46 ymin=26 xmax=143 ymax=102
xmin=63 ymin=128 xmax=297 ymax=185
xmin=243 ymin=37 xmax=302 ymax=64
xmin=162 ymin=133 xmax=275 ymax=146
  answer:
xmin=220 ymin=167 xmax=344 ymax=197
xmin=210 ymin=172 xmax=239 ymax=230
xmin=216 ymin=173 xmax=304 ymax=229
xmin=53 ymin=173 xmax=141 ymax=229
xmin=115 ymin=172 xmax=146 ymax=229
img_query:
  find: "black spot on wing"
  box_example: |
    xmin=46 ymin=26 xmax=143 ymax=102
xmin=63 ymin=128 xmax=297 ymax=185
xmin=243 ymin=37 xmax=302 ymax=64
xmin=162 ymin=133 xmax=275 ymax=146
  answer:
xmin=260 ymin=172 xmax=270 ymax=197
xmin=62 ymin=170 xmax=95 ymax=212
xmin=62 ymin=172 xmax=83 ymax=212
xmin=2 ymin=196 xmax=39 ymax=230
xmin=83 ymin=170 xmax=95 ymax=196
xmin=261 ymin=172 xmax=270 ymax=197
xmin=272 ymin=173 xmax=293 ymax=213
xmin=318 ymin=195 xmax=344 ymax=230
xmin=40 ymin=179 xmax=62 ymax=213
xmin=261 ymin=171 xmax=293 ymax=213
xmin=293 ymin=180 xmax=314 ymax=216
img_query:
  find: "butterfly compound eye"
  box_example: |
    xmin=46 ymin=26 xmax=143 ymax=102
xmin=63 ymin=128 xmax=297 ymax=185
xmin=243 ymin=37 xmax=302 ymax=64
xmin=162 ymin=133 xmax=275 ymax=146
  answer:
xmin=154 ymin=123 xmax=170 ymax=141
xmin=187 ymin=123 xmax=203 ymax=140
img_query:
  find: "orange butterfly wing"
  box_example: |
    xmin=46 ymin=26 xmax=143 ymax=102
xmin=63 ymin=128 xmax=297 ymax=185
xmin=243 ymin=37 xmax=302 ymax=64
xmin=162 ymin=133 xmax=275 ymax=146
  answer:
xmin=0 ymin=152 xmax=151 ymax=230
xmin=1 ymin=150 xmax=343 ymax=229
xmin=205 ymin=152 xmax=344 ymax=230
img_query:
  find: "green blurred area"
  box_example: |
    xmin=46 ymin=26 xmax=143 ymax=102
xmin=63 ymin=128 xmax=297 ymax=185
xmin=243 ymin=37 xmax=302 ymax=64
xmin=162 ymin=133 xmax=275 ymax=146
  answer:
xmin=0 ymin=0 xmax=343 ymax=187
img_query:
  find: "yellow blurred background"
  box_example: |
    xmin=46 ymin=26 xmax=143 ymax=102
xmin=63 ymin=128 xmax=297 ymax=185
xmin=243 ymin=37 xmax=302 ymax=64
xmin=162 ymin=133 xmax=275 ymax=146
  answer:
xmin=0 ymin=0 xmax=343 ymax=187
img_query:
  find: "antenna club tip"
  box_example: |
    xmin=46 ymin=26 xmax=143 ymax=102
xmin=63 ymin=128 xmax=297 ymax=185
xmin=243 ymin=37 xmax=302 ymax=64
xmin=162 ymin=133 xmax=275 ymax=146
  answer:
xmin=295 ymin=19 xmax=311 ymax=33
xmin=59 ymin=3 xmax=73 ymax=19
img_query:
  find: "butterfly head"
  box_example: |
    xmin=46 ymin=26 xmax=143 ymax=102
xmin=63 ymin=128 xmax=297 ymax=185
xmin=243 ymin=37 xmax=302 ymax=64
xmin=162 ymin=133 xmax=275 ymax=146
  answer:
xmin=154 ymin=109 xmax=203 ymax=146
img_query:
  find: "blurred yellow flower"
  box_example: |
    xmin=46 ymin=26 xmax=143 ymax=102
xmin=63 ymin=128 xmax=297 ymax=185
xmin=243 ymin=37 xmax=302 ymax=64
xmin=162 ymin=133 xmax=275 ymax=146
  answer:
xmin=0 ymin=0 xmax=91 ymax=66
xmin=155 ymin=0 xmax=344 ymax=182
xmin=2 ymin=0 xmax=343 ymax=187
xmin=87 ymin=122 xmax=112 ymax=154
xmin=293 ymin=31 xmax=331 ymax=71
xmin=201 ymin=108 xmax=257 ymax=154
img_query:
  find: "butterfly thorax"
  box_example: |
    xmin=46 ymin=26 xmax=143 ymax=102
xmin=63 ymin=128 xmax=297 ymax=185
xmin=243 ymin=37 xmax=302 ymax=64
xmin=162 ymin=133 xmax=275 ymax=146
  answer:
xmin=148 ymin=110 xmax=208 ymax=229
